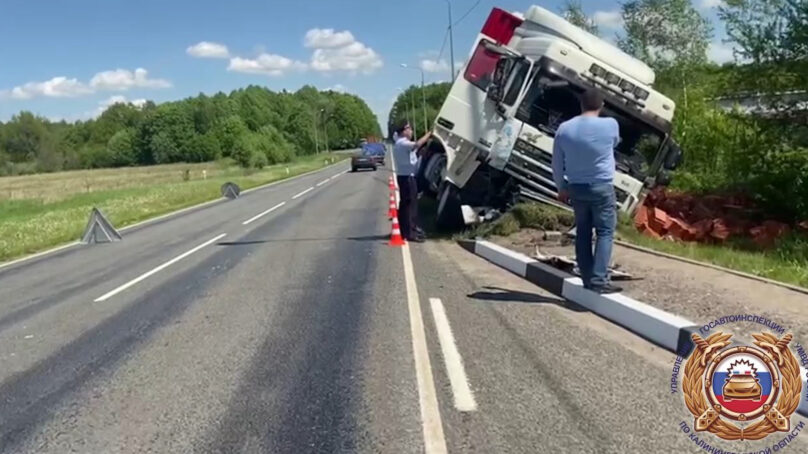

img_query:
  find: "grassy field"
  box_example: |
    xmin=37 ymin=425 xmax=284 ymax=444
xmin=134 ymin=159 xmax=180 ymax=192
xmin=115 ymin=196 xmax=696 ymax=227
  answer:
xmin=447 ymin=200 xmax=808 ymax=289
xmin=0 ymin=153 xmax=349 ymax=263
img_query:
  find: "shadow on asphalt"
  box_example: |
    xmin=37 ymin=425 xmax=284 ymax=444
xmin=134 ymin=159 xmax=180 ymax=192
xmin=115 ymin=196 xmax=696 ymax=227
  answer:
xmin=468 ymin=286 xmax=587 ymax=312
xmin=217 ymin=235 xmax=389 ymax=246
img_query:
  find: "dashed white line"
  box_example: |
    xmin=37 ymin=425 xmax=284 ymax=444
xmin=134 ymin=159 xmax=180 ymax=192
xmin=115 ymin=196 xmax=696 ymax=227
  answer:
xmin=292 ymin=187 xmax=314 ymax=199
xmin=429 ymin=297 xmax=477 ymax=412
xmin=316 ymin=179 xmax=329 ymax=187
xmin=242 ymin=201 xmax=286 ymax=226
xmin=402 ymin=246 xmax=448 ymax=454
xmin=94 ymin=233 xmax=227 ymax=302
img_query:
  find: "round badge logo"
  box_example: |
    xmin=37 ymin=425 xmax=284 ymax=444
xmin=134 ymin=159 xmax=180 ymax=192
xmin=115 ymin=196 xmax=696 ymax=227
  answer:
xmin=682 ymin=331 xmax=802 ymax=441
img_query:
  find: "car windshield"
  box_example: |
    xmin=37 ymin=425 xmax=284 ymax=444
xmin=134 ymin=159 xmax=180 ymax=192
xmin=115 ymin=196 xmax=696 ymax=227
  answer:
xmin=516 ymin=68 xmax=666 ymax=179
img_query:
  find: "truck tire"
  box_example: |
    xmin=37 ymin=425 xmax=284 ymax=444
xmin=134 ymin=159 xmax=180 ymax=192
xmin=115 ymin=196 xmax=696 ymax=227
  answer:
xmin=435 ymin=181 xmax=464 ymax=232
xmin=419 ymin=152 xmax=447 ymax=197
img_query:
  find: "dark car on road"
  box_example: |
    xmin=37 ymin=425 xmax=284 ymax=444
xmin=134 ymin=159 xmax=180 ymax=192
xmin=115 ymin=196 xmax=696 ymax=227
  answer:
xmin=362 ymin=143 xmax=386 ymax=166
xmin=351 ymin=149 xmax=378 ymax=172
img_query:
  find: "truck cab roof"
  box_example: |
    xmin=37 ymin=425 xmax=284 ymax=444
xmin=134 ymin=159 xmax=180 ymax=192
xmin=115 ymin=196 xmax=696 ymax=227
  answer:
xmin=518 ymin=5 xmax=655 ymax=86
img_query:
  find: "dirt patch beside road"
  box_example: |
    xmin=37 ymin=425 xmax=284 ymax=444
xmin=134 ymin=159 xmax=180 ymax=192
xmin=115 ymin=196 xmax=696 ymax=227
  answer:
xmin=488 ymin=228 xmax=808 ymax=341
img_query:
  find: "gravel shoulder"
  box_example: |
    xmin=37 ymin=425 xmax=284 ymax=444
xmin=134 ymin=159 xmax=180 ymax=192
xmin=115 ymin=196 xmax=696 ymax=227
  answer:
xmin=489 ymin=228 xmax=808 ymax=342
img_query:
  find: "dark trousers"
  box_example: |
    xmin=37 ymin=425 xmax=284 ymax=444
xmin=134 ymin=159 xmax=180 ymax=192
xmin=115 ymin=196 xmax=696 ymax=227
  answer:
xmin=397 ymin=175 xmax=419 ymax=239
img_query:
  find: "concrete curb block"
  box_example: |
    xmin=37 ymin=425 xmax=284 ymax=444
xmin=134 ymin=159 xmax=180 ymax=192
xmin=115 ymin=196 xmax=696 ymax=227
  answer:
xmin=459 ymin=238 xmax=808 ymax=418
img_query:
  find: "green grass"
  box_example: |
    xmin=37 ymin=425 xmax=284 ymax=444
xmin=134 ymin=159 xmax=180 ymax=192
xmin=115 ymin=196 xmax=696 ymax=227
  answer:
xmin=0 ymin=153 xmax=348 ymax=262
xmin=460 ymin=202 xmax=574 ymax=239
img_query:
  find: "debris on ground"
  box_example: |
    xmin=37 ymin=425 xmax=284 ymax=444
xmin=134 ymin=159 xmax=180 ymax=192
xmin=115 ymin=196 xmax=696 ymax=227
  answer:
xmin=533 ymin=246 xmax=638 ymax=281
xmin=634 ymin=188 xmax=805 ymax=247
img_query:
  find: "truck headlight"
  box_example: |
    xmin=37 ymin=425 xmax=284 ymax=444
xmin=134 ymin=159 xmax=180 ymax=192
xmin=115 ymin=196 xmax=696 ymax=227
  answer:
xmin=589 ymin=64 xmax=607 ymax=78
xmin=619 ymin=79 xmax=635 ymax=93
xmin=633 ymin=87 xmax=649 ymax=100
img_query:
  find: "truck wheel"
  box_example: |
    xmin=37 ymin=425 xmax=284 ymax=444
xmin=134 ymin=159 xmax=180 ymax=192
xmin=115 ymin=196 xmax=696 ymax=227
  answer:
xmin=436 ymin=181 xmax=464 ymax=232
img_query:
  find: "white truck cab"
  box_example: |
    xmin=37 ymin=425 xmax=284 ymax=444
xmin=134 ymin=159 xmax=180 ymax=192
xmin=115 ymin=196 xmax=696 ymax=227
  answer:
xmin=420 ymin=6 xmax=683 ymax=229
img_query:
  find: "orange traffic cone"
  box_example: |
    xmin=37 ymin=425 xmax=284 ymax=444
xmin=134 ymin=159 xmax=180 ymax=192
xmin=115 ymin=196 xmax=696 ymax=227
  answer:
xmin=388 ymin=201 xmax=398 ymax=220
xmin=390 ymin=217 xmax=406 ymax=246
xmin=389 ymin=176 xmax=396 ymax=190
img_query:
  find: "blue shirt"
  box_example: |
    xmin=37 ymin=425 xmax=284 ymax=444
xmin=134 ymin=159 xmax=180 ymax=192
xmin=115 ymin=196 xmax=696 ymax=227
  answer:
xmin=393 ymin=137 xmax=419 ymax=176
xmin=551 ymin=116 xmax=619 ymax=190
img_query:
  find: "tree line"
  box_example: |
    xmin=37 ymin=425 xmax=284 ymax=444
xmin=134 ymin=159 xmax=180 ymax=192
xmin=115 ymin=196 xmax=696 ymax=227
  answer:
xmin=389 ymin=1 xmax=807 ymax=222
xmin=0 ymin=85 xmax=382 ymax=175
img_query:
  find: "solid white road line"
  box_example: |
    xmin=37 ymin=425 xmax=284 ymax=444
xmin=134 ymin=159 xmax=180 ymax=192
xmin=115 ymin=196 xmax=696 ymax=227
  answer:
xmin=242 ymin=201 xmax=286 ymax=226
xmin=292 ymin=187 xmax=314 ymax=199
xmin=429 ymin=298 xmax=477 ymax=412
xmin=94 ymin=233 xmax=227 ymax=302
xmin=316 ymin=179 xmax=329 ymax=187
xmin=402 ymin=246 xmax=448 ymax=454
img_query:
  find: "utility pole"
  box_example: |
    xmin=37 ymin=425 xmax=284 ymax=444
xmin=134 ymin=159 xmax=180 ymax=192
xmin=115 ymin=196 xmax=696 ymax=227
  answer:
xmin=313 ymin=110 xmax=319 ymax=153
xmin=409 ymin=88 xmax=417 ymax=137
xmin=446 ymin=0 xmax=456 ymax=80
xmin=401 ymin=64 xmax=429 ymax=134
xmin=320 ymin=108 xmax=329 ymax=152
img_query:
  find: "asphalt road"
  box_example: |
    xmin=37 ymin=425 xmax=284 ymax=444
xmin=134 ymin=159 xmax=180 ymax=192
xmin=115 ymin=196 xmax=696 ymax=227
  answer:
xmin=1 ymin=161 xmax=805 ymax=453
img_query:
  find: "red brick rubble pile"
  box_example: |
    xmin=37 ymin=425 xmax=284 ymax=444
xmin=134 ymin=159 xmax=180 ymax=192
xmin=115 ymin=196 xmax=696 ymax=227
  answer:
xmin=633 ymin=188 xmax=808 ymax=247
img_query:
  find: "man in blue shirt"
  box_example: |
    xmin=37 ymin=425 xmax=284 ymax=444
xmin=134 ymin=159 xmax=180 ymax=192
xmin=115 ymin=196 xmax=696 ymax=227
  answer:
xmin=393 ymin=122 xmax=431 ymax=242
xmin=551 ymin=89 xmax=621 ymax=294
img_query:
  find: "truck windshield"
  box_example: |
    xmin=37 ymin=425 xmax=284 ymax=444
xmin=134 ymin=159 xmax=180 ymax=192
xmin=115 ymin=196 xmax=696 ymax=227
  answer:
xmin=515 ymin=68 xmax=665 ymax=180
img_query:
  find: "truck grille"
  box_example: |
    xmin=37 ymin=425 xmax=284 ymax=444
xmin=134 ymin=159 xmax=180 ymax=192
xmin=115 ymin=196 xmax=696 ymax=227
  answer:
xmin=509 ymin=139 xmax=633 ymax=211
xmin=508 ymin=139 xmax=559 ymax=198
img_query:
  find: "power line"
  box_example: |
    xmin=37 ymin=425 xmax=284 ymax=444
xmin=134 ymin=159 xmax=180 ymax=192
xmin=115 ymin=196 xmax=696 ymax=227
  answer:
xmin=452 ymin=0 xmax=481 ymax=27
xmin=436 ymin=27 xmax=450 ymax=62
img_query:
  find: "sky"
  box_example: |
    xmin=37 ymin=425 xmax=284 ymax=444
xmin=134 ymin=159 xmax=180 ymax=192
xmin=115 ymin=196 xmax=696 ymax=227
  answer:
xmin=0 ymin=0 xmax=734 ymax=130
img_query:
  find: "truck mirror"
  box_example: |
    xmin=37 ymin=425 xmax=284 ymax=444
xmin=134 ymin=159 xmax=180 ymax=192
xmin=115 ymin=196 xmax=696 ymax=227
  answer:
xmin=664 ymin=142 xmax=683 ymax=170
xmin=486 ymin=83 xmax=502 ymax=103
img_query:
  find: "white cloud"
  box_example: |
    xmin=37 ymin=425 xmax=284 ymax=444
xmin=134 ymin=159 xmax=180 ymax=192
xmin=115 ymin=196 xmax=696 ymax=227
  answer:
xmin=304 ymin=28 xmax=383 ymax=74
xmin=708 ymin=41 xmax=735 ymax=64
xmin=100 ymin=95 xmax=147 ymax=108
xmin=699 ymin=0 xmax=725 ymax=9
xmin=90 ymin=68 xmax=171 ymax=91
xmin=227 ymin=53 xmax=307 ymax=76
xmin=327 ymin=84 xmax=347 ymax=92
xmin=310 ymin=41 xmax=382 ymax=73
xmin=186 ymin=41 xmax=230 ymax=58
xmin=304 ymin=28 xmax=356 ymax=49
xmin=88 ymin=95 xmax=149 ymax=118
xmin=0 ymin=76 xmax=92 ymax=100
xmin=593 ymin=10 xmax=624 ymax=29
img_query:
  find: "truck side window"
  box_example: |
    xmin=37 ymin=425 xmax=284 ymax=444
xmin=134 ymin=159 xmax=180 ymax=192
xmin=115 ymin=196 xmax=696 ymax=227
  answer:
xmin=464 ymin=40 xmax=500 ymax=91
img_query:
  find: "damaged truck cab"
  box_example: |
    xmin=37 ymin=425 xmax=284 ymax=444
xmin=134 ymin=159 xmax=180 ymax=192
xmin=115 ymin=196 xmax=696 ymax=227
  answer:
xmin=419 ymin=5 xmax=683 ymax=229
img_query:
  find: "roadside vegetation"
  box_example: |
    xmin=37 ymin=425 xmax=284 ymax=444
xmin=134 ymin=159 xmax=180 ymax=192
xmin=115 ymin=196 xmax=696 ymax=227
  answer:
xmin=0 ymin=153 xmax=347 ymax=262
xmin=0 ymin=85 xmax=380 ymax=175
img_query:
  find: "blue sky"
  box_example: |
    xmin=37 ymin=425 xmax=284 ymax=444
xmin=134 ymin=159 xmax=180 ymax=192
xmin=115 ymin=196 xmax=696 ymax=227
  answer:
xmin=0 ymin=0 xmax=732 ymax=129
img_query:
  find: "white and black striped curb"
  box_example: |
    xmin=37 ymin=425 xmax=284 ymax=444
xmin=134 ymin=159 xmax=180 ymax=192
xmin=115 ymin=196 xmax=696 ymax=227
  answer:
xmin=458 ymin=239 xmax=808 ymax=418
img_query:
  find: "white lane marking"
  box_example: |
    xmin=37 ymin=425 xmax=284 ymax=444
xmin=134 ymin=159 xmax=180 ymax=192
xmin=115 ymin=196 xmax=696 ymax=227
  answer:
xmin=94 ymin=233 xmax=227 ymax=302
xmin=429 ymin=298 xmax=477 ymax=412
xmin=316 ymin=179 xmax=329 ymax=187
xmin=242 ymin=201 xmax=286 ymax=226
xmin=402 ymin=245 xmax=448 ymax=453
xmin=292 ymin=187 xmax=314 ymax=200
